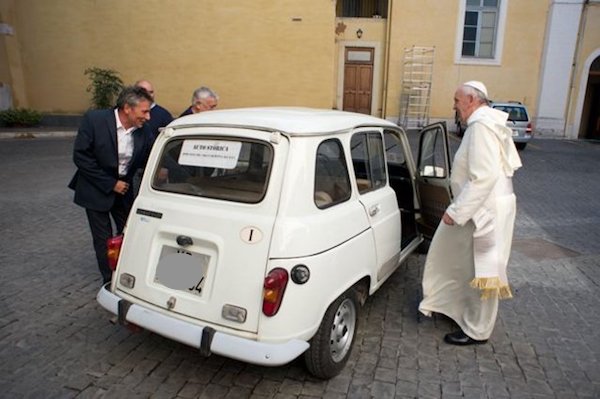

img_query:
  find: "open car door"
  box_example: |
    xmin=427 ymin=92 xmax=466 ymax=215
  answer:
xmin=415 ymin=122 xmax=453 ymax=239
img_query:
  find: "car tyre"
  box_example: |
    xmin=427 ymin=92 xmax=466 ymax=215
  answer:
xmin=515 ymin=142 xmax=527 ymax=150
xmin=304 ymin=288 xmax=359 ymax=379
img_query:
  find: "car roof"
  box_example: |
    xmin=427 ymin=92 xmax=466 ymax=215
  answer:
xmin=167 ymin=107 xmax=398 ymax=136
xmin=491 ymin=101 xmax=527 ymax=108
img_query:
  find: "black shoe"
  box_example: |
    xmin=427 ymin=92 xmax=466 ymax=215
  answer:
xmin=444 ymin=330 xmax=487 ymax=346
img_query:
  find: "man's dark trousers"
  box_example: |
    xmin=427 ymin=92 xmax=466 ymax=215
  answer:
xmin=85 ymin=191 xmax=132 ymax=284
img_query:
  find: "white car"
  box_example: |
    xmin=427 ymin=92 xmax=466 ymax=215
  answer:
xmin=490 ymin=101 xmax=533 ymax=150
xmin=97 ymin=107 xmax=452 ymax=379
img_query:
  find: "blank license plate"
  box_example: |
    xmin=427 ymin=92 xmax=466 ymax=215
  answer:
xmin=154 ymin=248 xmax=209 ymax=296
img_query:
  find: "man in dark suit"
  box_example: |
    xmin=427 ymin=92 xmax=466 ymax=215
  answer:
xmin=134 ymin=79 xmax=173 ymax=138
xmin=179 ymin=86 xmax=218 ymax=117
xmin=131 ymin=80 xmax=173 ymax=196
xmin=69 ymin=86 xmax=154 ymax=285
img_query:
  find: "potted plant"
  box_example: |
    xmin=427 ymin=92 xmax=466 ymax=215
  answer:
xmin=84 ymin=67 xmax=124 ymax=109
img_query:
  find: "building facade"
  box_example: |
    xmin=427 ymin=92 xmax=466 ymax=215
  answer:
xmin=0 ymin=0 xmax=598 ymax=139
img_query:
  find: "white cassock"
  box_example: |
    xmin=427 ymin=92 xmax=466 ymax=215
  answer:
xmin=418 ymin=105 xmax=522 ymax=340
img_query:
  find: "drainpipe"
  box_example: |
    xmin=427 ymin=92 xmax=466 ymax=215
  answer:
xmin=381 ymin=0 xmax=393 ymax=120
xmin=564 ymin=0 xmax=588 ymax=138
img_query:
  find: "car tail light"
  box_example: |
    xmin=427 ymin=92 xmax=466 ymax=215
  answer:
xmin=107 ymin=235 xmax=124 ymax=271
xmin=526 ymin=122 xmax=533 ymax=134
xmin=262 ymin=268 xmax=288 ymax=316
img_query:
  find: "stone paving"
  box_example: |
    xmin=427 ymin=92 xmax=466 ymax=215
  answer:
xmin=0 ymin=136 xmax=598 ymax=398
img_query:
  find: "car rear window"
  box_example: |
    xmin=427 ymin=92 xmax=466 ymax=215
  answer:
xmin=152 ymin=137 xmax=273 ymax=203
xmin=492 ymin=105 xmax=529 ymax=122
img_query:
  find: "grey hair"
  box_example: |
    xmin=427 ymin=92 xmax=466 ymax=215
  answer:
xmin=116 ymin=86 xmax=153 ymax=109
xmin=461 ymin=85 xmax=489 ymax=105
xmin=191 ymin=86 xmax=219 ymax=103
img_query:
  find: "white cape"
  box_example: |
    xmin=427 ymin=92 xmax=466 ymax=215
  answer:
xmin=418 ymin=106 xmax=521 ymax=340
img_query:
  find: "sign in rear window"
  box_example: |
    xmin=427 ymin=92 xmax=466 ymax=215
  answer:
xmin=179 ymin=140 xmax=242 ymax=169
xmin=153 ymin=137 xmax=273 ymax=203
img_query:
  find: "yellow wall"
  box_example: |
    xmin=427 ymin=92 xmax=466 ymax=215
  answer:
xmin=384 ymin=0 xmax=549 ymax=121
xmin=0 ymin=1 xmax=26 ymax=107
xmin=568 ymin=3 xmax=600 ymax=132
xmin=0 ymin=0 xmax=568 ymax=126
xmin=1 ymin=0 xmax=336 ymax=114
xmin=0 ymin=15 xmax=10 ymax=84
xmin=576 ymin=4 xmax=600 ymax=71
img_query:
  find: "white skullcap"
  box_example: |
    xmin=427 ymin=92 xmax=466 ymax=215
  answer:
xmin=463 ymin=80 xmax=488 ymax=99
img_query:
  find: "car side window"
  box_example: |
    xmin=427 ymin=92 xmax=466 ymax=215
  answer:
xmin=314 ymin=139 xmax=352 ymax=209
xmin=418 ymin=126 xmax=447 ymax=178
xmin=383 ymin=130 xmax=406 ymax=165
xmin=351 ymin=132 xmax=387 ymax=194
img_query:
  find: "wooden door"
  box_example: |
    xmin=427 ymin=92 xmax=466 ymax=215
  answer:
xmin=343 ymin=48 xmax=374 ymax=115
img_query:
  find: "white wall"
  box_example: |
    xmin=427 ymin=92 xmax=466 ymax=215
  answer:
xmin=0 ymin=83 xmax=11 ymax=110
xmin=536 ymin=0 xmax=585 ymax=137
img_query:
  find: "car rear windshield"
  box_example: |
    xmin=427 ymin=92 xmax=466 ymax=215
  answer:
xmin=493 ymin=105 xmax=529 ymax=122
xmin=152 ymin=137 xmax=273 ymax=203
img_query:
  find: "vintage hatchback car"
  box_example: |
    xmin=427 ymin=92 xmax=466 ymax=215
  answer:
xmin=97 ymin=107 xmax=451 ymax=379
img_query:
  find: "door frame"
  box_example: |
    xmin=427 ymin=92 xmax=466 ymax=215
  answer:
xmin=336 ymin=41 xmax=383 ymax=116
xmin=572 ymin=49 xmax=600 ymax=139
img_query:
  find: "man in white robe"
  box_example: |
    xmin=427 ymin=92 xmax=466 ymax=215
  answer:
xmin=418 ymin=81 xmax=522 ymax=345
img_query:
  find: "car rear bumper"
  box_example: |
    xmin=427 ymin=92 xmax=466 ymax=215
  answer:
xmin=96 ymin=284 xmax=309 ymax=366
xmin=512 ymin=133 xmax=532 ymax=143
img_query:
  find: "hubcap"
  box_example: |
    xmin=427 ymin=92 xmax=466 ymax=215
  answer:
xmin=329 ymin=297 xmax=356 ymax=363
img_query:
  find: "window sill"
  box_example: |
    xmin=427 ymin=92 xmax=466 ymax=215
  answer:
xmin=455 ymin=57 xmax=502 ymax=66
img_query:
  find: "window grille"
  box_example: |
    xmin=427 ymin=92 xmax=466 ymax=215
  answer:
xmin=336 ymin=0 xmax=388 ymax=18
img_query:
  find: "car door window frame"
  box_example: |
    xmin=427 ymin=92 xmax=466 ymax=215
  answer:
xmin=417 ymin=124 xmax=452 ymax=179
xmin=350 ymin=130 xmax=388 ymax=195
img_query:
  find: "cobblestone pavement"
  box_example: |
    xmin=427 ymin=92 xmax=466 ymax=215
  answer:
xmin=0 ymin=136 xmax=598 ymax=398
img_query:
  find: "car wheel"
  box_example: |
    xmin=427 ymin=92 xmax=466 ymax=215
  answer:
xmin=304 ymin=288 xmax=359 ymax=379
xmin=515 ymin=142 xmax=527 ymax=150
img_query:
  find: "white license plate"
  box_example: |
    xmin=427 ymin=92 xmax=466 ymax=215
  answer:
xmin=154 ymin=247 xmax=209 ymax=296
xmin=512 ymin=130 xmax=519 ymax=137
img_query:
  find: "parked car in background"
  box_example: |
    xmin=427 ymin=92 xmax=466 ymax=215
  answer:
xmin=490 ymin=101 xmax=533 ymax=150
xmin=96 ymin=107 xmax=453 ymax=379
xmin=455 ymin=101 xmax=533 ymax=150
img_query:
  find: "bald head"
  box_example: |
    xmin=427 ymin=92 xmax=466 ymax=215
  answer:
xmin=135 ymin=80 xmax=155 ymax=101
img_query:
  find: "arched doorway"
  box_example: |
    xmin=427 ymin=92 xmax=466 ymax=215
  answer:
xmin=580 ymin=56 xmax=600 ymax=139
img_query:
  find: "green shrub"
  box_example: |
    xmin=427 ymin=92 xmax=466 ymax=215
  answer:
xmin=0 ymin=108 xmax=43 ymax=127
xmin=84 ymin=67 xmax=124 ymax=109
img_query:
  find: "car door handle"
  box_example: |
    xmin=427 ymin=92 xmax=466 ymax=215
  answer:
xmin=369 ymin=205 xmax=380 ymax=217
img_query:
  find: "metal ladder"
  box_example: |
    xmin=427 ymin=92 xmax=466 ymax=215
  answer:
xmin=398 ymin=46 xmax=435 ymax=130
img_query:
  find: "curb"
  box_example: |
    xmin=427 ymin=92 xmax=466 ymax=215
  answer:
xmin=0 ymin=130 xmax=77 ymax=139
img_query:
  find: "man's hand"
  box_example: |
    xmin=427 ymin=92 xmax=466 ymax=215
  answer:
xmin=442 ymin=212 xmax=455 ymax=225
xmin=114 ymin=180 xmax=130 ymax=195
